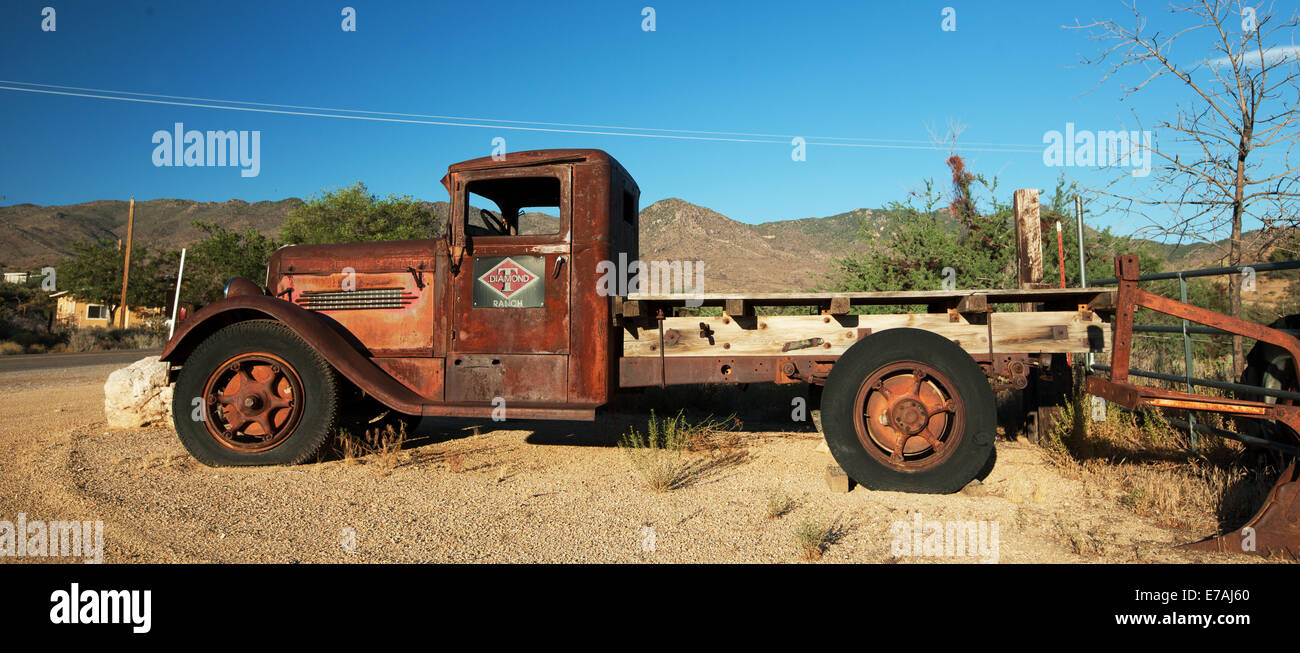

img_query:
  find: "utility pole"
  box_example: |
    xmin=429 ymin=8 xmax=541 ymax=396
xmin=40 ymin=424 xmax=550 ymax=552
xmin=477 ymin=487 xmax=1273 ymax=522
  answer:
xmin=118 ymin=197 xmax=135 ymax=328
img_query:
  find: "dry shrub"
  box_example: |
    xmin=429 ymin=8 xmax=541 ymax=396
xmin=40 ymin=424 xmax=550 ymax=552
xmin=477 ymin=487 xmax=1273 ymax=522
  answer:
xmin=1041 ymin=392 xmax=1282 ymax=532
xmin=330 ymin=421 xmax=409 ymax=475
xmin=618 ymin=409 xmax=745 ymax=492
xmin=792 ymin=515 xmax=847 ymax=562
xmin=765 ymin=487 xmax=795 ymax=519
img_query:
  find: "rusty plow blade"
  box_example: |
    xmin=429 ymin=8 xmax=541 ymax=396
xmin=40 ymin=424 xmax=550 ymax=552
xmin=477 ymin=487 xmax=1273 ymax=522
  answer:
xmin=1179 ymin=462 xmax=1300 ymax=559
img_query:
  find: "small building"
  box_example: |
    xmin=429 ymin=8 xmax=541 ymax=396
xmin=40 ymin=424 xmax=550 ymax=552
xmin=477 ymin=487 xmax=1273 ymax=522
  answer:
xmin=49 ymin=291 xmax=163 ymax=329
xmin=2 ymin=272 xmax=30 ymax=284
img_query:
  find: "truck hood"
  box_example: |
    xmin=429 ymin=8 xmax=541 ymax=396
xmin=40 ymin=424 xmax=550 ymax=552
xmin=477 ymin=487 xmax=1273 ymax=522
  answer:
xmin=267 ymin=239 xmax=441 ymax=286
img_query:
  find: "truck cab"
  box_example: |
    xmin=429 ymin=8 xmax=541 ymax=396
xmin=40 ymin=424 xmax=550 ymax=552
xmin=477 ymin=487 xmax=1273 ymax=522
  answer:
xmin=162 ymin=149 xmax=639 ymax=465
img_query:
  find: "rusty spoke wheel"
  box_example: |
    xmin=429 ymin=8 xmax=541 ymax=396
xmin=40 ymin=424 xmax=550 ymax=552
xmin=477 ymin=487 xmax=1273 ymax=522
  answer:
xmin=173 ymin=320 xmax=338 ymax=466
xmin=855 ymin=362 xmax=963 ymax=472
xmin=820 ymin=328 xmax=996 ymax=494
xmin=203 ymin=354 xmax=305 ymax=452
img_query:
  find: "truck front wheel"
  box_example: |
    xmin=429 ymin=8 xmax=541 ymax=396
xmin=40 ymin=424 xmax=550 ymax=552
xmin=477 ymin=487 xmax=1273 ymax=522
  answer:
xmin=171 ymin=320 xmax=339 ymax=466
xmin=820 ymin=328 xmax=996 ymax=493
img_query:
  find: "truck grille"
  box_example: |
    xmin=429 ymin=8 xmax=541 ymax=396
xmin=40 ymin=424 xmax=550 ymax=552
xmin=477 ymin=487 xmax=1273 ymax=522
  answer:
xmin=295 ymin=288 xmax=416 ymax=311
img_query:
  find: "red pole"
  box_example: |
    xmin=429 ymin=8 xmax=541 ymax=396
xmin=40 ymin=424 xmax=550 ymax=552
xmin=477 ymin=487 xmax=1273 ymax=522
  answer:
xmin=1056 ymin=221 xmax=1070 ymax=365
xmin=1055 ymin=221 xmax=1067 ymax=288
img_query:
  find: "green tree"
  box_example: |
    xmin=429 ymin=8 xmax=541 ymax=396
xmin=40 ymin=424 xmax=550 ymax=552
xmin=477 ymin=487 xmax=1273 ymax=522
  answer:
xmin=823 ymin=157 xmax=1167 ymax=315
xmin=60 ymin=240 xmax=177 ymax=323
xmin=822 ymin=155 xmax=1014 ymax=309
xmin=185 ymin=222 xmax=279 ymax=304
xmin=279 ymin=181 xmax=441 ymax=245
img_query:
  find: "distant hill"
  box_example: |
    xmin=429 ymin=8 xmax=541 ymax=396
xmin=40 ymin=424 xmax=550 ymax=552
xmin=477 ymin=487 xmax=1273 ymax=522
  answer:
xmin=0 ymin=196 xmax=893 ymax=292
xmin=638 ymin=199 xmax=890 ymax=292
xmin=0 ymin=198 xmax=302 ymax=271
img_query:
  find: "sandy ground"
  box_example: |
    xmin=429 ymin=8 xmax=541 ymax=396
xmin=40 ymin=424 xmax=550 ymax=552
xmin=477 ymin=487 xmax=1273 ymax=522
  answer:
xmin=0 ymin=362 xmax=1266 ymax=564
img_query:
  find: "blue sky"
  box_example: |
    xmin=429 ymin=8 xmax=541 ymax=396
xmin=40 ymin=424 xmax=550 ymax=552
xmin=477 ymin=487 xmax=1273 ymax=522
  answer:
xmin=0 ymin=1 xmax=1286 ymax=236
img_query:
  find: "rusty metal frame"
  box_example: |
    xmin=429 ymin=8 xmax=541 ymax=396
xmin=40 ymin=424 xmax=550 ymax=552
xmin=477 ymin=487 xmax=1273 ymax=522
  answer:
xmin=1085 ymin=254 xmax=1300 ymax=557
xmin=619 ymin=355 xmax=837 ymax=388
xmin=1087 ymin=254 xmax=1300 ymax=439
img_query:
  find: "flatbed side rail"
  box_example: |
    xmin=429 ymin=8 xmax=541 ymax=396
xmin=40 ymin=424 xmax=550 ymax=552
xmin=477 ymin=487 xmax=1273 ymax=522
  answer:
xmin=620 ymin=287 xmax=1116 ymax=319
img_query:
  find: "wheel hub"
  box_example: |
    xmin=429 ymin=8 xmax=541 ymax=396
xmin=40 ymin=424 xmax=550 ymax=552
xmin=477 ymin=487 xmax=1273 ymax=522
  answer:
xmin=890 ymin=397 xmax=930 ymax=435
xmin=853 ymin=362 xmax=964 ymax=471
xmin=201 ymin=353 xmax=304 ymax=452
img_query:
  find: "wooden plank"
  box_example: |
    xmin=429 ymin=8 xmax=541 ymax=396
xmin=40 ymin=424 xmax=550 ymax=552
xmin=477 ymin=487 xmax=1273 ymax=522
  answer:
xmin=826 ymin=464 xmax=854 ymax=493
xmin=955 ymin=293 xmax=988 ymax=314
xmin=827 ymin=295 xmax=850 ymax=315
xmin=724 ymin=298 xmax=749 ymax=317
xmin=1088 ymin=292 xmax=1117 ymax=312
xmin=622 ymin=311 xmax=1111 ymax=358
xmin=987 ymin=311 xmax=1112 ymax=354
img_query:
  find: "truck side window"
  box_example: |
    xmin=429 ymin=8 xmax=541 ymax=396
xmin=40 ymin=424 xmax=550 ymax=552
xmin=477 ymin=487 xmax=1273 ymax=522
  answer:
xmin=465 ymin=176 xmax=561 ymax=237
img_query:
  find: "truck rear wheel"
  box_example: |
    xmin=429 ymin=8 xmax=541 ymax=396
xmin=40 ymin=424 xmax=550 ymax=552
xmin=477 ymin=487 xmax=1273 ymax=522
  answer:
xmin=172 ymin=320 xmax=339 ymax=466
xmin=1236 ymin=315 xmax=1300 ymax=464
xmin=820 ymin=328 xmax=996 ymax=493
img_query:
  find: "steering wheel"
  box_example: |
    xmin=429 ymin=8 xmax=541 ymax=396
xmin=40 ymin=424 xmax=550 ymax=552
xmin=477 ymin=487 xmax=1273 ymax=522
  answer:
xmin=480 ymin=208 xmax=509 ymax=235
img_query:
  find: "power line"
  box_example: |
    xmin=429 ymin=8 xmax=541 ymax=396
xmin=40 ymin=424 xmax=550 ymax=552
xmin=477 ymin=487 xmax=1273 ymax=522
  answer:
xmin=0 ymin=80 xmax=1044 ymax=153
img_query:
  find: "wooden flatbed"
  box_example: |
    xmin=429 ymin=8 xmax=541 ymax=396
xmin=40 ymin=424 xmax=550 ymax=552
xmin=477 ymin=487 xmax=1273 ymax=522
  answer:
xmin=617 ymin=287 xmax=1115 ymax=364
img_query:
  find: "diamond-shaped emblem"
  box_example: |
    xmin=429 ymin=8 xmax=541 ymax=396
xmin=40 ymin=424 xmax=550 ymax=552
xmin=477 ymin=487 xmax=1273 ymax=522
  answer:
xmin=478 ymin=257 xmax=539 ymax=299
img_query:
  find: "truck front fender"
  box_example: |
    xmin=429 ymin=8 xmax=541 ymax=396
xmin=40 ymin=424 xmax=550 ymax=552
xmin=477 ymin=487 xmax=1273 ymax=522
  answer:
xmin=160 ymin=295 xmax=426 ymax=415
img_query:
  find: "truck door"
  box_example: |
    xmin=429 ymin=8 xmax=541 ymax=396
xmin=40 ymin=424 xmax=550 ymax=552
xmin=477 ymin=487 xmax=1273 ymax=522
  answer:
xmin=448 ymin=165 xmax=571 ymax=404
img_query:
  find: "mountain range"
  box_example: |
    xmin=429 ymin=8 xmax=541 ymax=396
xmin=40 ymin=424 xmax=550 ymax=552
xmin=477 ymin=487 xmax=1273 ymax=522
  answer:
xmin=0 ymin=197 xmax=884 ymax=292
xmin=0 ymin=195 xmax=1280 ymax=293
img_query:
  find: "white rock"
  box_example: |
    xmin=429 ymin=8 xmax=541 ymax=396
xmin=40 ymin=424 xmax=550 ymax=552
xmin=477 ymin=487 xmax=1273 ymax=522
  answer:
xmin=104 ymin=356 xmax=174 ymax=429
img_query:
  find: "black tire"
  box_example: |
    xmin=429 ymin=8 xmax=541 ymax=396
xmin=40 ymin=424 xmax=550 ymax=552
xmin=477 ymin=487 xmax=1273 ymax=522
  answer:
xmin=1237 ymin=315 xmax=1300 ymax=458
xmin=171 ymin=320 xmax=339 ymax=466
xmin=820 ymin=328 xmax=996 ymax=493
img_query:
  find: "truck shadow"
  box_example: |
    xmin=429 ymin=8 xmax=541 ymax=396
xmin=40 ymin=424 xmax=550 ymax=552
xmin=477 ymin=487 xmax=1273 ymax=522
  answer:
xmin=523 ymin=383 xmax=819 ymax=448
xmin=413 ymin=382 xmax=1036 ymax=460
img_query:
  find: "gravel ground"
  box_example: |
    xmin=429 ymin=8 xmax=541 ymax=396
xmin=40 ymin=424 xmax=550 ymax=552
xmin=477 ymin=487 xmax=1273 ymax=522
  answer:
xmin=0 ymin=362 xmax=1266 ymax=564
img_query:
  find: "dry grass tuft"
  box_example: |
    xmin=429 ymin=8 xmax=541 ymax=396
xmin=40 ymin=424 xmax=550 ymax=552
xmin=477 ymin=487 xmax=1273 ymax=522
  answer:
xmin=792 ymin=514 xmax=847 ymax=562
xmin=619 ymin=409 xmax=745 ymax=492
xmin=765 ymin=487 xmax=796 ymax=519
xmin=329 ymin=421 xmax=409 ymax=475
xmin=1040 ymin=392 xmax=1282 ymax=533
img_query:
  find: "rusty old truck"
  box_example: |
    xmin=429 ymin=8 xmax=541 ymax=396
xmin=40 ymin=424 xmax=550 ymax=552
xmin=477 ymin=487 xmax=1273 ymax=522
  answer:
xmin=161 ymin=148 xmax=1114 ymax=494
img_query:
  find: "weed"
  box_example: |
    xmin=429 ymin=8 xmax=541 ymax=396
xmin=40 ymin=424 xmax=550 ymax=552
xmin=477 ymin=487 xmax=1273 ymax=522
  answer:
xmin=793 ymin=515 xmax=845 ymax=561
xmin=765 ymin=487 xmax=795 ymax=519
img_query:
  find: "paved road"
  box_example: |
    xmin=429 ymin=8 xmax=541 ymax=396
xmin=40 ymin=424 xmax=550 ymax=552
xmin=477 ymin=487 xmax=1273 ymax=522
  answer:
xmin=0 ymin=349 xmax=162 ymax=373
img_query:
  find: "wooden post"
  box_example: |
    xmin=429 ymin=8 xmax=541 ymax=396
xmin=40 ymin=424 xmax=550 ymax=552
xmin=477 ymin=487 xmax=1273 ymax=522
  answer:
xmin=118 ymin=198 xmax=135 ymax=328
xmin=1013 ymin=189 xmax=1042 ymax=312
